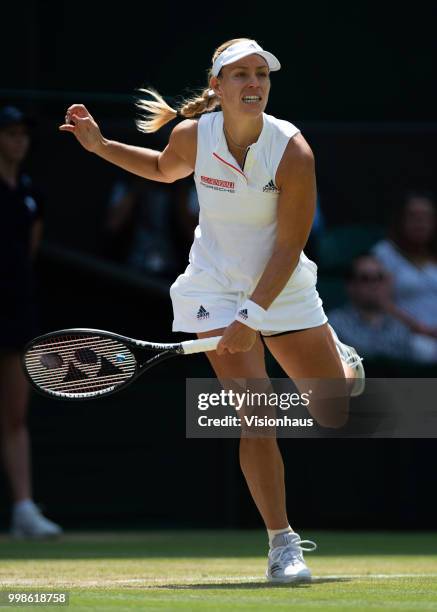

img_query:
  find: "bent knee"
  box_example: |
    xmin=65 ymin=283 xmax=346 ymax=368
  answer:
xmin=309 ymin=397 xmax=350 ymax=429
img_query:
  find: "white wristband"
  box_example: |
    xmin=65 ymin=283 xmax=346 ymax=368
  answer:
xmin=235 ymin=299 xmax=267 ymax=330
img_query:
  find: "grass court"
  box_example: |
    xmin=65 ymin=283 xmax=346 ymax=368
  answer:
xmin=1 ymin=530 xmax=436 ymax=611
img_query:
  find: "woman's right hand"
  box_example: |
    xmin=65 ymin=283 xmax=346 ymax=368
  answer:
xmin=59 ymin=104 xmax=104 ymax=153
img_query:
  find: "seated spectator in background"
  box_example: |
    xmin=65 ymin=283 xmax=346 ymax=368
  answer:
xmin=103 ymin=176 xmax=179 ymax=278
xmin=328 ymin=254 xmax=437 ymax=363
xmin=0 ymin=105 xmax=62 ymax=537
xmin=372 ymin=191 xmax=437 ymax=338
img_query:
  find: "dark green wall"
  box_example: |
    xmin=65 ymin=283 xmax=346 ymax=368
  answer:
xmin=2 ymin=2 xmax=436 ymax=120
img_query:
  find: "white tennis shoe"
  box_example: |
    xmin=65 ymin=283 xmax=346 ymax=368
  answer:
xmin=10 ymin=501 xmax=63 ymax=539
xmin=329 ymin=324 xmax=366 ymax=397
xmin=266 ymin=532 xmax=317 ymax=584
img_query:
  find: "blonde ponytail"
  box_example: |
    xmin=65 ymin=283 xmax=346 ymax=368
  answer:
xmin=178 ymin=88 xmax=220 ymax=118
xmin=135 ymin=37 xmax=253 ymax=134
xmin=135 ymin=86 xmax=220 ymax=134
xmin=135 ymin=88 xmax=178 ymax=134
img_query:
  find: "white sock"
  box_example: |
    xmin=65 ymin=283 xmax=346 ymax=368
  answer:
xmin=267 ymin=526 xmax=293 ymax=548
xmin=13 ymin=499 xmax=35 ymax=514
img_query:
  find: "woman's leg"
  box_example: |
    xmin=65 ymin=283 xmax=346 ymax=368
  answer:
xmin=197 ymin=329 xmax=289 ymax=529
xmin=0 ymin=351 xmax=62 ymax=538
xmin=0 ymin=352 xmax=32 ymax=502
xmin=263 ymin=323 xmax=352 ymax=428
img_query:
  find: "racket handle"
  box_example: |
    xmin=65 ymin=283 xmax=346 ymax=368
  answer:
xmin=181 ymin=336 xmax=222 ymax=355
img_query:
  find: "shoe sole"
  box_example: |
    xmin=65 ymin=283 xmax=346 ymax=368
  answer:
xmin=329 ymin=324 xmax=366 ymax=397
xmin=335 ymin=335 xmax=366 ymax=397
xmin=350 ymin=355 xmax=366 ymax=397
xmin=266 ymin=571 xmax=312 ymax=584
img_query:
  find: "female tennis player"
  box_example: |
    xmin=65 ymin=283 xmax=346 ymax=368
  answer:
xmin=60 ymin=38 xmax=364 ymax=583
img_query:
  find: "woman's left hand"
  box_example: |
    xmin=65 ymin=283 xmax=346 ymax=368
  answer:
xmin=216 ymin=321 xmax=257 ymax=355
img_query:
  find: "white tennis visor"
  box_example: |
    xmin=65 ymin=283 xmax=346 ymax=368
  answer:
xmin=211 ymin=40 xmax=281 ymax=77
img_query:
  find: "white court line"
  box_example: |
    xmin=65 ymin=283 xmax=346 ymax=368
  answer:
xmin=2 ymin=574 xmax=437 ymax=588
xmin=110 ymin=573 xmax=437 ymax=584
xmin=314 ymin=573 xmax=437 ymax=579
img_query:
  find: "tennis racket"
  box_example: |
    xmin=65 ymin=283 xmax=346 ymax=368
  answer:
xmin=22 ymin=328 xmax=221 ymax=401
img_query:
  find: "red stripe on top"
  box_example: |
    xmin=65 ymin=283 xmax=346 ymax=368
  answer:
xmin=213 ymin=153 xmax=247 ymax=181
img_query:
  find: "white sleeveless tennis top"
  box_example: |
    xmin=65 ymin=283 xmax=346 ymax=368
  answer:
xmin=188 ymin=111 xmax=308 ymax=292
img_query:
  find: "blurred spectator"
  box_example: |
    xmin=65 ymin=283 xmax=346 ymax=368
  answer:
xmin=103 ymin=176 xmax=180 ymax=278
xmin=0 ymin=105 xmax=62 ymax=537
xmin=372 ymin=191 xmax=437 ymax=338
xmin=328 ymin=254 xmax=437 ymax=362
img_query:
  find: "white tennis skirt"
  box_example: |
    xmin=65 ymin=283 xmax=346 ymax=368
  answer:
xmin=170 ymin=256 xmax=327 ymax=336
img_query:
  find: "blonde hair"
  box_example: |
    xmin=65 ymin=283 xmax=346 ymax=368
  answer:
xmin=135 ymin=38 xmax=254 ymax=134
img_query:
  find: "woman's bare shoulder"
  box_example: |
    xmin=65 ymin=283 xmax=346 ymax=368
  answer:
xmin=282 ymin=132 xmax=314 ymax=163
xmin=170 ymin=120 xmax=197 ymax=162
xmin=276 ymin=132 xmax=315 ymax=187
xmin=171 ymin=119 xmax=198 ymax=141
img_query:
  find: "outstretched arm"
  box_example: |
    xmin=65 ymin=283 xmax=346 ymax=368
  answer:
xmin=59 ymin=104 xmax=196 ymax=183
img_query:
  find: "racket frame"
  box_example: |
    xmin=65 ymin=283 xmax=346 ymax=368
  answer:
xmin=22 ymin=328 xmax=188 ymax=401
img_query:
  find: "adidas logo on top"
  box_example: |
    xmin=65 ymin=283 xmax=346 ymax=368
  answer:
xmin=263 ymin=180 xmax=280 ymax=193
xmin=197 ymin=305 xmax=210 ymax=320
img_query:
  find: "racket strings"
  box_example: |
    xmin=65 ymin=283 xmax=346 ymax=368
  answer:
xmin=27 ymin=337 xmax=124 ymax=354
xmin=26 ymin=352 xmax=135 ymax=378
xmin=27 ymin=363 xmax=133 ymax=384
xmin=25 ymin=335 xmax=136 ymax=395
xmin=30 ymin=336 xmax=178 ymax=352
xmin=31 ymin=372 xmax=131 ymax=391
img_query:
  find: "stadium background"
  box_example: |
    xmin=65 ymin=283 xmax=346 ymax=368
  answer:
xmin=1 ymin=1 xmax=436 ymax=531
